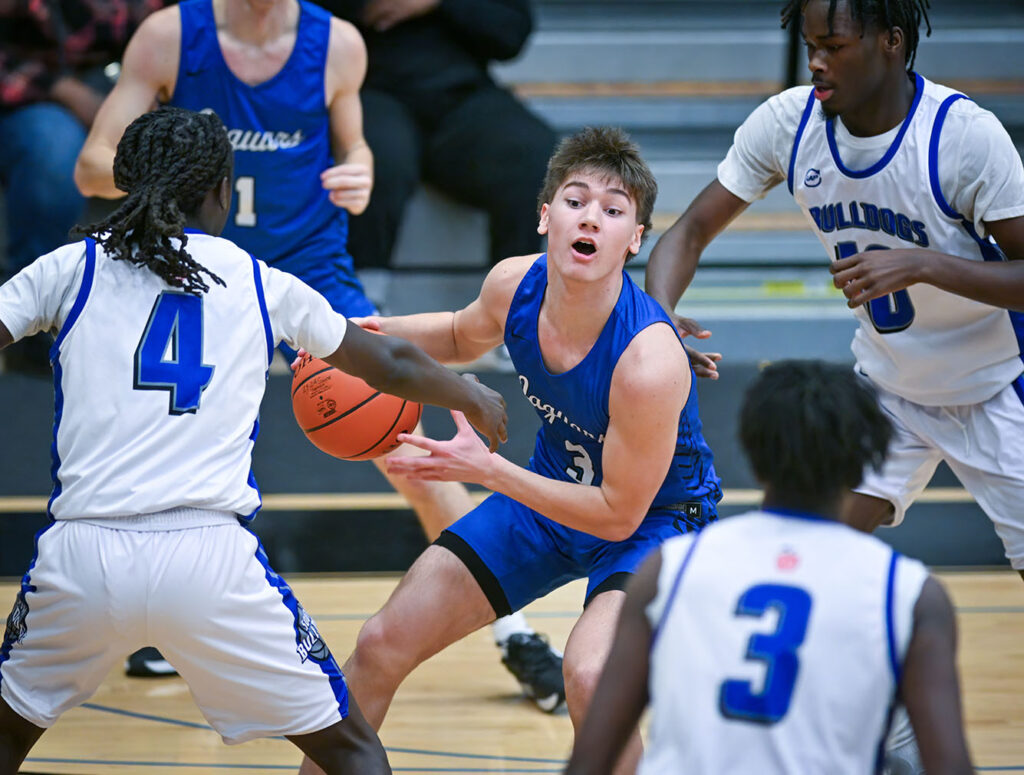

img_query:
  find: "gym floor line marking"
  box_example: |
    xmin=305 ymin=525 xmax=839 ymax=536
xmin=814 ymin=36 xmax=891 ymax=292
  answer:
xmin=26 ymin=761 xmax=561 ymax=773
xmin=81 ymin=703 xmax=567 ymax=764
xmin=0 ymin=486 xmax=977 ymax=513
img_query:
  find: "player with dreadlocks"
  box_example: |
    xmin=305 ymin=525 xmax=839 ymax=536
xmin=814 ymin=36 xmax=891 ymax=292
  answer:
xmin=0 ymin=105 xmax=507 ymax=773
xmin=74 ymin=107 xmax=231 ymax=295
xmin=644 ymin=1 xmax=1024 ymax=772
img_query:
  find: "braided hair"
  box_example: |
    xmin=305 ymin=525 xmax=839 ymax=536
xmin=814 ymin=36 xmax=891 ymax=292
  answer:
xmin=74 ymin=106 xmax=232 ymax=295
xmin=781 ymin=0 xmax=932 ymax=71
xmin=739 ymin=360 xmax=893 ymax=502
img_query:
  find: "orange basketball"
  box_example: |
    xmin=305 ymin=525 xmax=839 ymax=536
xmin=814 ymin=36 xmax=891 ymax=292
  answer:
xmin=291 ymin=352 xmax=422 ymax=461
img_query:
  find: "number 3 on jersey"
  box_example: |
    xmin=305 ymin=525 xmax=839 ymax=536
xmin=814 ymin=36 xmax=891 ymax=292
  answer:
xmin=719 ymin=583 xmax=812 ymax=725
xmin=134 ymin=292 xmax=215 ymax=415
xmin=835 ymin=241 xmax=915 ymax=333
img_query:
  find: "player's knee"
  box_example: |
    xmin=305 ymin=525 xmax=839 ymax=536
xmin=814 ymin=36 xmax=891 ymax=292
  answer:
xmin=562 ymin=655 xmax=603 ymax=707
xmin=352 ymin=614 xmax=409 ymax=680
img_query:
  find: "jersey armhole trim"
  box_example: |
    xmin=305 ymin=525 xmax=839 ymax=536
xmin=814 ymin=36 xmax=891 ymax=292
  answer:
xmin=787 ymin=90 xmax=817 ymax=195
xmin=50 ymin=239 xmax=97 ymax=359
xmin=249 ymin=254 xmax=275 ymax=370
xmin=884 ymin=549 xmax=902 ymax=688
xmin=928 ymin=93 xmax=970 ymax=221
xmin=650 ymin=532 xmax=702 ymax=649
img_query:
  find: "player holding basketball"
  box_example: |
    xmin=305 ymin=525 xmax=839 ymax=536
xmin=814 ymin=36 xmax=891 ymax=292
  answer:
xmin=299 ymin=126 xmax=722 ymax=775
xmin=0 ymin=106 xmax=506 ymax=773
xmin=73 ymin=0 xmax=562 ymax=697
xmin=563 ymin=360 xmax=973 ymax=775
xmin=647 ymin=0 xmax=1024 ymax=561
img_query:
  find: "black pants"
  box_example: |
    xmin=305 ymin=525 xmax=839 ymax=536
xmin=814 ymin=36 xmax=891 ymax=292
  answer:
xmin=348 ymin=84 xmax=557 ymax=269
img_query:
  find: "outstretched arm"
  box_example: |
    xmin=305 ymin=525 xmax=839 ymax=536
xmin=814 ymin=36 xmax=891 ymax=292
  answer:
xmin=645 ymin=180 xmax=749 ymax=317
xmin=830 ymin=215 xmax=1024 ymax=311
xmin=323 ymin=323 xmax=508 ymax=451
xmin=387 ymin=322 xmax=690 ymax=540
xmin=74 ymin=7 xmax=180 ymax=198
xmin=365 ymin=255 xmax=535 ymax=363
xmin=564 ymin=551 xmax=659 ymax=775
xmin=901 ymin=576 xmax=974 ymax=775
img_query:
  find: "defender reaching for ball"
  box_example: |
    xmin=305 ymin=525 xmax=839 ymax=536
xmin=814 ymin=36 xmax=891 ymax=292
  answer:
xmin=0 ymin=106 xmax=505 ymax=773
xmin=300 ymin=127 xmax=722 ymax=775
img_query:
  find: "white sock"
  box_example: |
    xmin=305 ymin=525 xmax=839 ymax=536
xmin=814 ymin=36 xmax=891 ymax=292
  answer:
xmin=491 ymin=611 xmax=533 ymax=645
xmin=884 ymin=705 xmax=923 ymax=775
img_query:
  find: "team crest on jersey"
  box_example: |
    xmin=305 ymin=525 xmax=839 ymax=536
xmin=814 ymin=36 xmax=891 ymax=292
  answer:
xmin=4 ymin=591 xmax=29 ymax=646
xmin=777 ymin=547 xmax=800 ymax=571
xmin=804 ymin=168 xmax=822 ymax=187
xmin=294 ymin=603 xmax=331 ymax=663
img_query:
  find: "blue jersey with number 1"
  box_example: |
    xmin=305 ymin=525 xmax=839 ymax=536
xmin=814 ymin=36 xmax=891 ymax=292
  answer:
xmin=505 ymin=254 xmax=722 ymax=516
xmin=170 ymin=0 xmax=347 ymax=271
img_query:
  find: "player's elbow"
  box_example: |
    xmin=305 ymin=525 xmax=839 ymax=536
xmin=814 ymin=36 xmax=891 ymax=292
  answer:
xmin=73 ymin=154 xmax=107 ymax=198
xmin=600 ymin=511 xmax=646 ymax=543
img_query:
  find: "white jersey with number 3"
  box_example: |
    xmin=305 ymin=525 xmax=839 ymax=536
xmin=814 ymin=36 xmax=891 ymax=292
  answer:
xmin=0 ymin=231 xmax=347 ymax=521
xmin=640 ymin=510 xmax=928 ymax=775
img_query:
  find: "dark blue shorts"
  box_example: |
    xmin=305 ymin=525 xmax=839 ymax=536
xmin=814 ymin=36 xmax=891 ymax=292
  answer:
xmin=437 ymin=492 xmax=717 ymax=616
xmin=274 ymin=253 xmax=377 ymax=360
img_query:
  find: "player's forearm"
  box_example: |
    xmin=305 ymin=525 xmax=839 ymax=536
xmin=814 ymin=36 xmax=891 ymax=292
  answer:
xmin=482 ymin=458 xmax=646 ymax=541
xmin=342 ymin=140 xmax=373 ymax=181
xmin=375 ymin=312 xmax=461 ymax=362
xmin=74 ymin=144 xmax=123 ymax=199
xmin=919 ymin=251 xmax=1024 ymax=311
xmin=644 ymin=216 xmax=706 ymax=310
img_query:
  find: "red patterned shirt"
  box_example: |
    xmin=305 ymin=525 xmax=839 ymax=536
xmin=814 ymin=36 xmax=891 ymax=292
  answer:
xmin=0 ymin=0 xmax=164 ymax=109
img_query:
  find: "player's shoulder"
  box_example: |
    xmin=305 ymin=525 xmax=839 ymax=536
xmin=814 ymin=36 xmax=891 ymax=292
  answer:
xmin=482 ymin=253 xmax=541 ymax=298
xmin=923 ymin=76 xmax=1006 ymax=134
xmin=759 ymin=85 xmax=815 ymax=124
xmin=325 ymin=13 xmax=365 ymax=58
xmin=132 ymin=4 xmax=182 ymax=45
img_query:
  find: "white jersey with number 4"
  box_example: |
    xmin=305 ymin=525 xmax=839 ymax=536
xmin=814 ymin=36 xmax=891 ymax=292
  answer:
xmin=719 ymin=74 xmax=1024 ymax=406
xmin=640 ymin=510 xmax=928 ymax=775
xmin=0 ymin=231 xmax=347 ymax=521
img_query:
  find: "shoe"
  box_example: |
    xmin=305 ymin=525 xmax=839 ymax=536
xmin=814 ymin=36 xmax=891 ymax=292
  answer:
xmin=125 ymin=647 xmax=177 ymax=678
xmin=500 ymin=633 xmax=565 ymax=712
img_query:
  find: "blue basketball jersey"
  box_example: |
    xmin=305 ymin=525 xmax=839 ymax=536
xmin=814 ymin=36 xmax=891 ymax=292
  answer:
xmin=170 ymin=0 xmax=348 ymax=269
xmin=505 ymin=255 xmax=722 ymax=513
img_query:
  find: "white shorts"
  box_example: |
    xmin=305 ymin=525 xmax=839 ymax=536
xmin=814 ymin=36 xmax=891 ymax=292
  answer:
xmin=0 ymin=514 xmax=348 ymax=744
xmin=856 ymin=375 xmax=1024 ymax=568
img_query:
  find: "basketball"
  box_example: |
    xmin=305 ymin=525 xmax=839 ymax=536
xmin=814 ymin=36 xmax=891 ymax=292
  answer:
xmin=291 ymin=352 xmax=423 ymax=461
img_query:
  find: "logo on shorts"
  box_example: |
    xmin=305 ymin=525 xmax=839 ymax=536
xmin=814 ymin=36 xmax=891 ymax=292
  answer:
xmin=294 ymin=603 xmax=331 ymax=663
xmin=4 ymin=591 xmax=29 ymax=646
xmin=804 ymin=168 xmax=822 ymax=187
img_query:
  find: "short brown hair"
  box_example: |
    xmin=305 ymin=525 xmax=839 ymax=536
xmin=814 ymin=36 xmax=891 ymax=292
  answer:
xmin=538 ymin=126 xmax=657 ymax=242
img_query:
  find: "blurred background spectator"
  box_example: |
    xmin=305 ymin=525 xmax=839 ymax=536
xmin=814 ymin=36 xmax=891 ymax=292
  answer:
xmin=312 ymin=0 xmax=557 ymax=273
xmin=0 ymin=0 xmax=163 ymax=373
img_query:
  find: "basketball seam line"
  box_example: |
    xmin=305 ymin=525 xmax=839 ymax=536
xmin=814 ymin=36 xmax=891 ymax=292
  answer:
xmin=302 ymin=391 xmax=383 ymax=434
xmin=347 ymin=400 xmax=412 ymax=459
xmin=291 ymin=365 xmax=335 ymax=397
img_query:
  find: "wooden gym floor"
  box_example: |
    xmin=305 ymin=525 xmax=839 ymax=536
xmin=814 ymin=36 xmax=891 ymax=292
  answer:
xmin=3 ymin=571 xmax=1023 ymax=774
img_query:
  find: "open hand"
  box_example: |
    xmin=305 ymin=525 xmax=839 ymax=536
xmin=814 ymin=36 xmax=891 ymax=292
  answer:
xmin=830 ymin=248 xmax=922 ymax=308
xmin=321 ymin=162 xmax=372 ymax=214
xmin=386 ymin=409 xmax=500 ymax=484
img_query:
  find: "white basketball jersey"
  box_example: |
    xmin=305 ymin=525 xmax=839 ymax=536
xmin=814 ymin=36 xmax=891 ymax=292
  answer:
xmin=0 ymin=232 xmax=347 ymax=521
xmin=789 ymin=74 xmax=1024 ymax=406
xmin=640 ymin=510 xmax=928 ymax=775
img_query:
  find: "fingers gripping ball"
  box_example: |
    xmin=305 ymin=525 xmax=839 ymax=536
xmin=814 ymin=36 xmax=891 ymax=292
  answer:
xmin=291 ymin=352 xmax=422 ymax=461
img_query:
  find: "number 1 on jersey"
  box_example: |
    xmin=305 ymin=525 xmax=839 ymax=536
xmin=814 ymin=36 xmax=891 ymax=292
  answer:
xmin=235 ymin=176 xmax=257 ymax=227
xmin=134 ymin=292 xmax=215 ymax=415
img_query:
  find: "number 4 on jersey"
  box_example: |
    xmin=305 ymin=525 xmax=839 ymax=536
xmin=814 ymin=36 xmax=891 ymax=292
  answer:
xmin=134 ymin=291 xmax=215 ymax=415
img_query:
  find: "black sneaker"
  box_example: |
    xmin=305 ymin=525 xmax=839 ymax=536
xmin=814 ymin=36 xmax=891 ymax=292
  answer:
xmin=125 ymin=647 xmax=177 ymax=678
xmin=500 ymin=633 xmax=565 ymax=712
